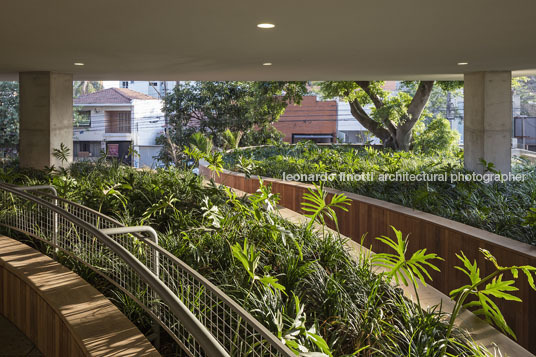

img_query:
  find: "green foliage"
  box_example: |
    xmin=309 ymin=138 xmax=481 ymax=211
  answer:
xmin=221 ymin=129 xmax=243 ymax=150
xmin=412 ymin=116 xmax=460 ymax=154
xmin=52 ymin=143 xmax=71 ymax=166
xmin=241 ymin=124 xmax=284 ymax=147
xmin=372 ymin=226 xmax=442 ymax=289
xmin=447 ymin=249 xmax=536 ymax=343
xmin=301 ymin=182 xmax=351 ymax=234
xmin=1 ymin=160 xmax=502 ymax=356
xmin=189 ymin=131 xmax=214 ymax=155
xmin=162 ymin=81 xmax=306 ymax=148
xmin=319 ymin=81 xmax=463 ymax=150
xmin=224 ymin=144 xmax=536 ymax=246
xmin=73 ymin=107 xmax=91 ymax=127
xmin=73 ymin=81 xmax=103 ymax=98
xmin=0 ymin=82 xmax=19 ymax=153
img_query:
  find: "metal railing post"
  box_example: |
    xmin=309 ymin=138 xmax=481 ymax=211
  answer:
xmin=100 ymin=226 xmax=159 ymax=277
xmin=15 ymin=185 xmax=59 ymax=255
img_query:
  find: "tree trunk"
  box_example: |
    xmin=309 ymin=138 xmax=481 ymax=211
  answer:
xmin=346 ymin=81 xmax=435 ymax=151
xmin=395 ymin=127 xmax=412 ymax=151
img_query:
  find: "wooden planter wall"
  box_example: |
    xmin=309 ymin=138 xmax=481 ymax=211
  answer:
xmin=201 ymin=165 xmax=536 ymax=354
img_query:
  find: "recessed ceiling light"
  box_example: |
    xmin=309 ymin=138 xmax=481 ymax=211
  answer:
xmin=457 ymin=62 xmax=469 ymax=66
xmin=263 ymin=62 xmax=272 ymax=66
xmin=257 ymin=23 xmax=275 ymax=29
xmin=74 ymin=62 xmax=85 ymax=66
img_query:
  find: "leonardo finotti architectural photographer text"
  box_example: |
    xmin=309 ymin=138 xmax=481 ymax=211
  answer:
xmin=282 ymin=172 xmax=526 ymax=183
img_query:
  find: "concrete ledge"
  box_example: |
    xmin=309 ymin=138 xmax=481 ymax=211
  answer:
xmin=0 ymin=235 xmax=159 ymax=357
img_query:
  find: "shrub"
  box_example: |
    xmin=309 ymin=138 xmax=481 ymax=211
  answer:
xmin=223 ymin=143 xmax=536 ymax=245
xmin=0 ymin=160 xmax=501 ymax=356
xmin=413 ymin=116 xmax=460 ymax=154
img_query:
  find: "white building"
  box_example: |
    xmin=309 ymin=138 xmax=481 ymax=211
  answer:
xmin=73 ymin=88 xmax=165 ymax=168
xmin=103 ymin=81 xmax=176 ymax=99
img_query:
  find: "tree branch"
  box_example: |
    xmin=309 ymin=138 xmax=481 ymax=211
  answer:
xmin=356 ymin=81 xmax=384 ymax=108
xmin=348 ymin=99 xmax=391 ymax=141
xmin=356 ymin=81 xmax=397 ymax=136
xmin=401 ymin=81 xmax=435 ymax=130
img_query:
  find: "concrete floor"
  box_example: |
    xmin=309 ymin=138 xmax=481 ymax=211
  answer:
xmin=0 ymin=314 xmax=42 ymax=356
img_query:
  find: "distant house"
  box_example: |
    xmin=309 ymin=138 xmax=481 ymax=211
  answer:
xmin=274 ymin=96 xmax=338 ymax=143
xmin=73 ymin=88 xmax=165 ymax=168
xmin=103 ymin=81 xmax=177 ymax=99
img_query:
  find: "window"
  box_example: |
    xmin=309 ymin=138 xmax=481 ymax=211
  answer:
xmin=149 ymin=82 xmax=158 ymax=87
xmin=74 ymin=141 xmax=101 ymax=157
xmin=292 ymin=134 xmax=334 ymax=144
xmin=105 ymin=111 xmax=131 ymax=133
xmin=121 ymin=81 xmax=129 ymax=88
xmin=73 ymin=110 xmax=91 ymax=127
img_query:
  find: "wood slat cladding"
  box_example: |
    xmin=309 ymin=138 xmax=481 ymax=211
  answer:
xmin=201 ymin=165 xmax=536 ymax=355
xmin=0 ymin=236 xmax=159 ymax=357
xmin=273 ymin=96 xmax=337 ymax=143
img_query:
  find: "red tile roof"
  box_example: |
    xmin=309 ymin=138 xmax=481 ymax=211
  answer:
xmin=74 ymin=88 xmax=157 ymax=105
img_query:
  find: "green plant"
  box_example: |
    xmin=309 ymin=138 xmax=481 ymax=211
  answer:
xmin=0 ymin=160 xmax=497 ymax=356
xmin=221 ymin=129 xmax=243 ymax=150
xmin=372 ymin=226 xmax=443 ymax=310
xmin=52 ymin=143 xmax=71 ymax=166
xmin=223 ymin=144 xmax=536 ymax=246
xmin=231 ymin=238 xmax=285 ymax=296
xmin=445 ymin=249 xmax=536 ymax=353
xmin=301 ymin=181 xmax=351 ymax=235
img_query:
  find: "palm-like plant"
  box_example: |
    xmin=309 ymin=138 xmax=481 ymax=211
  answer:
xmin=221 ymin=129 xmax=243 ymax=150
xmin=73 ymin=81 xmax=103 ymax=97
xmin=301 ymin=182 xmax=351 ymax=235
xmin=444 ymin=249 xmax=536 ymax=353
xmin=52 ymin=143 xmax=71 ymax=166
xmin=372 ymin=226 xmax=443 ymax=311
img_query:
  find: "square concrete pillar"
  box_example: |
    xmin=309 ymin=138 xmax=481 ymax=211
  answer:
xmin=19 ymin=72 xmax=73 ymax=169
xmin=464 ymin=71 xmax=512 ymax=174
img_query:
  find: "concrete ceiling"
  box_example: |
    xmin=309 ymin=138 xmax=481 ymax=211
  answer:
xmin=1 ymin=0 xmax=535 ymax=81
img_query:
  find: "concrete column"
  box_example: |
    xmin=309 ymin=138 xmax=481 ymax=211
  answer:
xmin=464 ymin=71 xmax=512 ymax=174
xmin=19 ymin=72 xmax=73 ymax=169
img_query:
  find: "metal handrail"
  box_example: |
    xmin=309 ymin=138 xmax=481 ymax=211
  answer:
xmin=0 ymin=182 xmax=293 ymax=357
xmin=14 ymin=184 xmax=59 ymax=249
xmin=101 ymin=226 xmax=160 ymax=276
xmin=0 ymin=184 xmax=228 ymax=356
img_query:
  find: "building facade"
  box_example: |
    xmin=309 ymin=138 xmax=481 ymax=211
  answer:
xmin=103 ymin=81 xmax=177 ymax=99
xmin=274 ymin=96 xmax=337 ymax=143
xmin=73 ymin=88 xmax=165 ymax=167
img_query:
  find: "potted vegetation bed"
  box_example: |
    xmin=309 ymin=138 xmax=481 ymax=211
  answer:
xmin=196 ymin=142 xmax=536 ymax=353
xmin=1 ymin=161 xmax=535 ymax=356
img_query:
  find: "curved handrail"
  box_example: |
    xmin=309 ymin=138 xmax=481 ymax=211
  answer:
xmin=0 ymin=183 xmax=229 ymax=356
xmin=0 ymin=182 xmax=293 ymax=357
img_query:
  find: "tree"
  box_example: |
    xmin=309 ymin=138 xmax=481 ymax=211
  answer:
xmin=320 ymin=81 xmax=463 ymax=150
xmin=73 ymin=81 xmax=103 ymax=98
xmin=160 ymin=81 xmax=307 ymax=161
xmin=0 ymin=82 xmax=19 ymax=154
xmin=241 ymin=124 xmax=284 ymax=147
xmin=412 ymin=116 xmax=460 ymax=154
xmin=164 ymin=81 xmax=306 ymax=135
